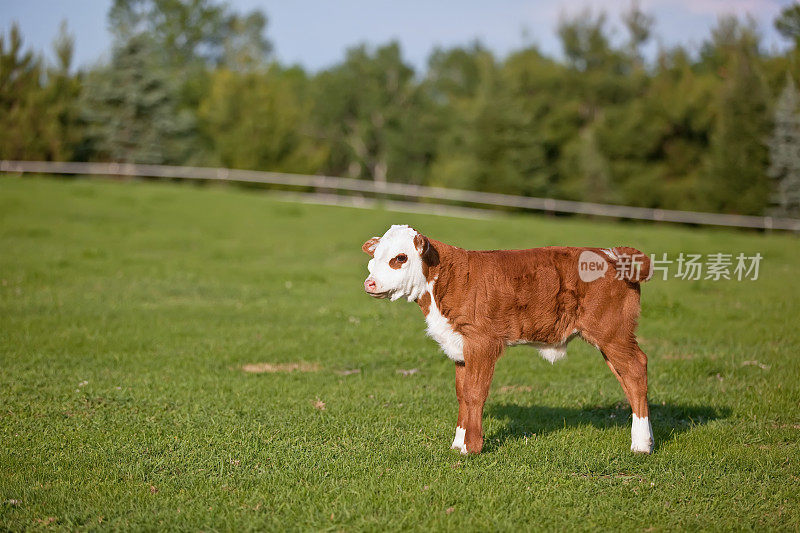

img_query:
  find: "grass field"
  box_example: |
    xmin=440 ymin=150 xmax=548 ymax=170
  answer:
xmin=1 ymin=176 xmax=799 ymax=531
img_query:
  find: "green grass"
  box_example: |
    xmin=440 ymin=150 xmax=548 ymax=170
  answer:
xmin=1 ymin=176 xmax=798 ymax=531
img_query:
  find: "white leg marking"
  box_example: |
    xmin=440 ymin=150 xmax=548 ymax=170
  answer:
xmin=631 ymin=414 xmax=654 ymax=454
xmin=451 ymin=426 xmax=467 ymax=454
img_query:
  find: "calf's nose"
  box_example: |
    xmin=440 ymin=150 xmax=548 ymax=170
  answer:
xmin=364 ymin=278 xmax=377 ymax=292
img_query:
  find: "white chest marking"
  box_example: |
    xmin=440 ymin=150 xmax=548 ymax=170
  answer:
xmin=424 ymin=281 xmax=464 ymax=362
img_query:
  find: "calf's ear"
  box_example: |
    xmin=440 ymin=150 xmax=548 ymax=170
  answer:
xmin=414 ymin=233 xmax=438 ymax=266
xmin=362 ymin=237 xmax=380 ymax=256
xmin=414 ymin=233 xmax=429 ymax=255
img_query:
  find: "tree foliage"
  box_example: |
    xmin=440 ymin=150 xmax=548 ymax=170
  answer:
xmin=775 ymin=4 xmax=800 ymax=48
xmin=702 ymin=17 xmax=770 ymax=215
xmin=108 ymin=0 xmax=271 ymax=69
xmin=0 ymin=23 xmax=82 ymax=161
xmin=3 ymin=1 xmax=800 ymax=217
xmin=81 ymin=34 xmax=193 ymax=164
xmin=198 ymin=66 xmax=326 ymax=173
xmin=311 ymin=42 xmax=431 ymax=184
xmin=767 ymin=74 xmax=800 ymax=217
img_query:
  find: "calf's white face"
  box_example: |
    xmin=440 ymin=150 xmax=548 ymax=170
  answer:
xmin=363 ymin=225 xmax=428 ymax=302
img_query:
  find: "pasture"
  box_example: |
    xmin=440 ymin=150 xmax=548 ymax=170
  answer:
xmin=1 ymin=176 xmax=798 ymax=530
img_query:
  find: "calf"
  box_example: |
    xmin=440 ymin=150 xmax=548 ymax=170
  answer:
xmin=362 ymin=224 xmax=654 ymax=455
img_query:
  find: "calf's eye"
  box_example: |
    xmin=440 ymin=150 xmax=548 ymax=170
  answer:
xmin=388 ymin=253 xmax=408 ymax=269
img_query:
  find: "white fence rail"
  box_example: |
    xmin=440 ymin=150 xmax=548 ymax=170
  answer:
xmin=2 ymin=160 xmax=799 ymax=231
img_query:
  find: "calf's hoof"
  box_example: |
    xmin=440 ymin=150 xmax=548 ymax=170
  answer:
xmin=451 ymin=443 xmax=468 ymax=454
xmin=630 ymin=440 xmax=653 ymax=454
xmin=464 ymin=437 xmax=483 ymax=455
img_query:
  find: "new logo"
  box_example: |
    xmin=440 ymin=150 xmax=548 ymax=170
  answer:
xmin=578 ymin=250 xmax=608 ymax=282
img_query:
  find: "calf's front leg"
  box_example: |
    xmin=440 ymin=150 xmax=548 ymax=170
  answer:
xmin=459 ymin=341 xmax=500 ymax=454
xmin=451 ymin=362 xmax=467 ymax=453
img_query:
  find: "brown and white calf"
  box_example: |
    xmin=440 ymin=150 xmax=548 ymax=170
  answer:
xmin=362 ymin=224 xmax=655 ymax=455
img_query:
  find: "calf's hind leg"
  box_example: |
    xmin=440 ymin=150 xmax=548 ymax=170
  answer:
xmin=599 ymin=340 xmax=654 ymax=454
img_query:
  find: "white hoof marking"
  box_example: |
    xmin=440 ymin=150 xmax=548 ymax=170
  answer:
xmin=451 ymin=426 xmax=466 ymax=453
xmin=631 ymin=414 xmax=654 ymax=454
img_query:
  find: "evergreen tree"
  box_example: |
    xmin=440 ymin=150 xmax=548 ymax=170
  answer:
xmin=41 ymin=22 xmax=84 ymax=161
xmin=773 ymin=4 xmax=800 ymax=83
xmin=0 ymin=24 xmax=44 ymax=160
xmin=557 ymin=9 xmax=612 ymax=72
xmin=703 ymin=21 xmax=770 ymax=215
xmin=0 ymin=22 xmax=83 ymax=161
xmin=767 ymin=74 xmax=800 ymax=217
xmin=81 ymin=34 xmax=193 ymax=164
xmin=622 ymin=0 xmax=654 ymax=69
xmin=775 ymin=4 xmax=800 ymax=49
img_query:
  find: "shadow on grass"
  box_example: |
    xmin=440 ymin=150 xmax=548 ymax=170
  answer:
xmin=483 ymin=402 xmax=731 ymax=453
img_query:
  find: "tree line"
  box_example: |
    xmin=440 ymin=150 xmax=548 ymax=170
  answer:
xmin=3 ymin=0 xmax=800 ymax=217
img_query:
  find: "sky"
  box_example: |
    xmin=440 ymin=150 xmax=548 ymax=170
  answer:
xmin=0 ymin=0 xmax=795 ymax=73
